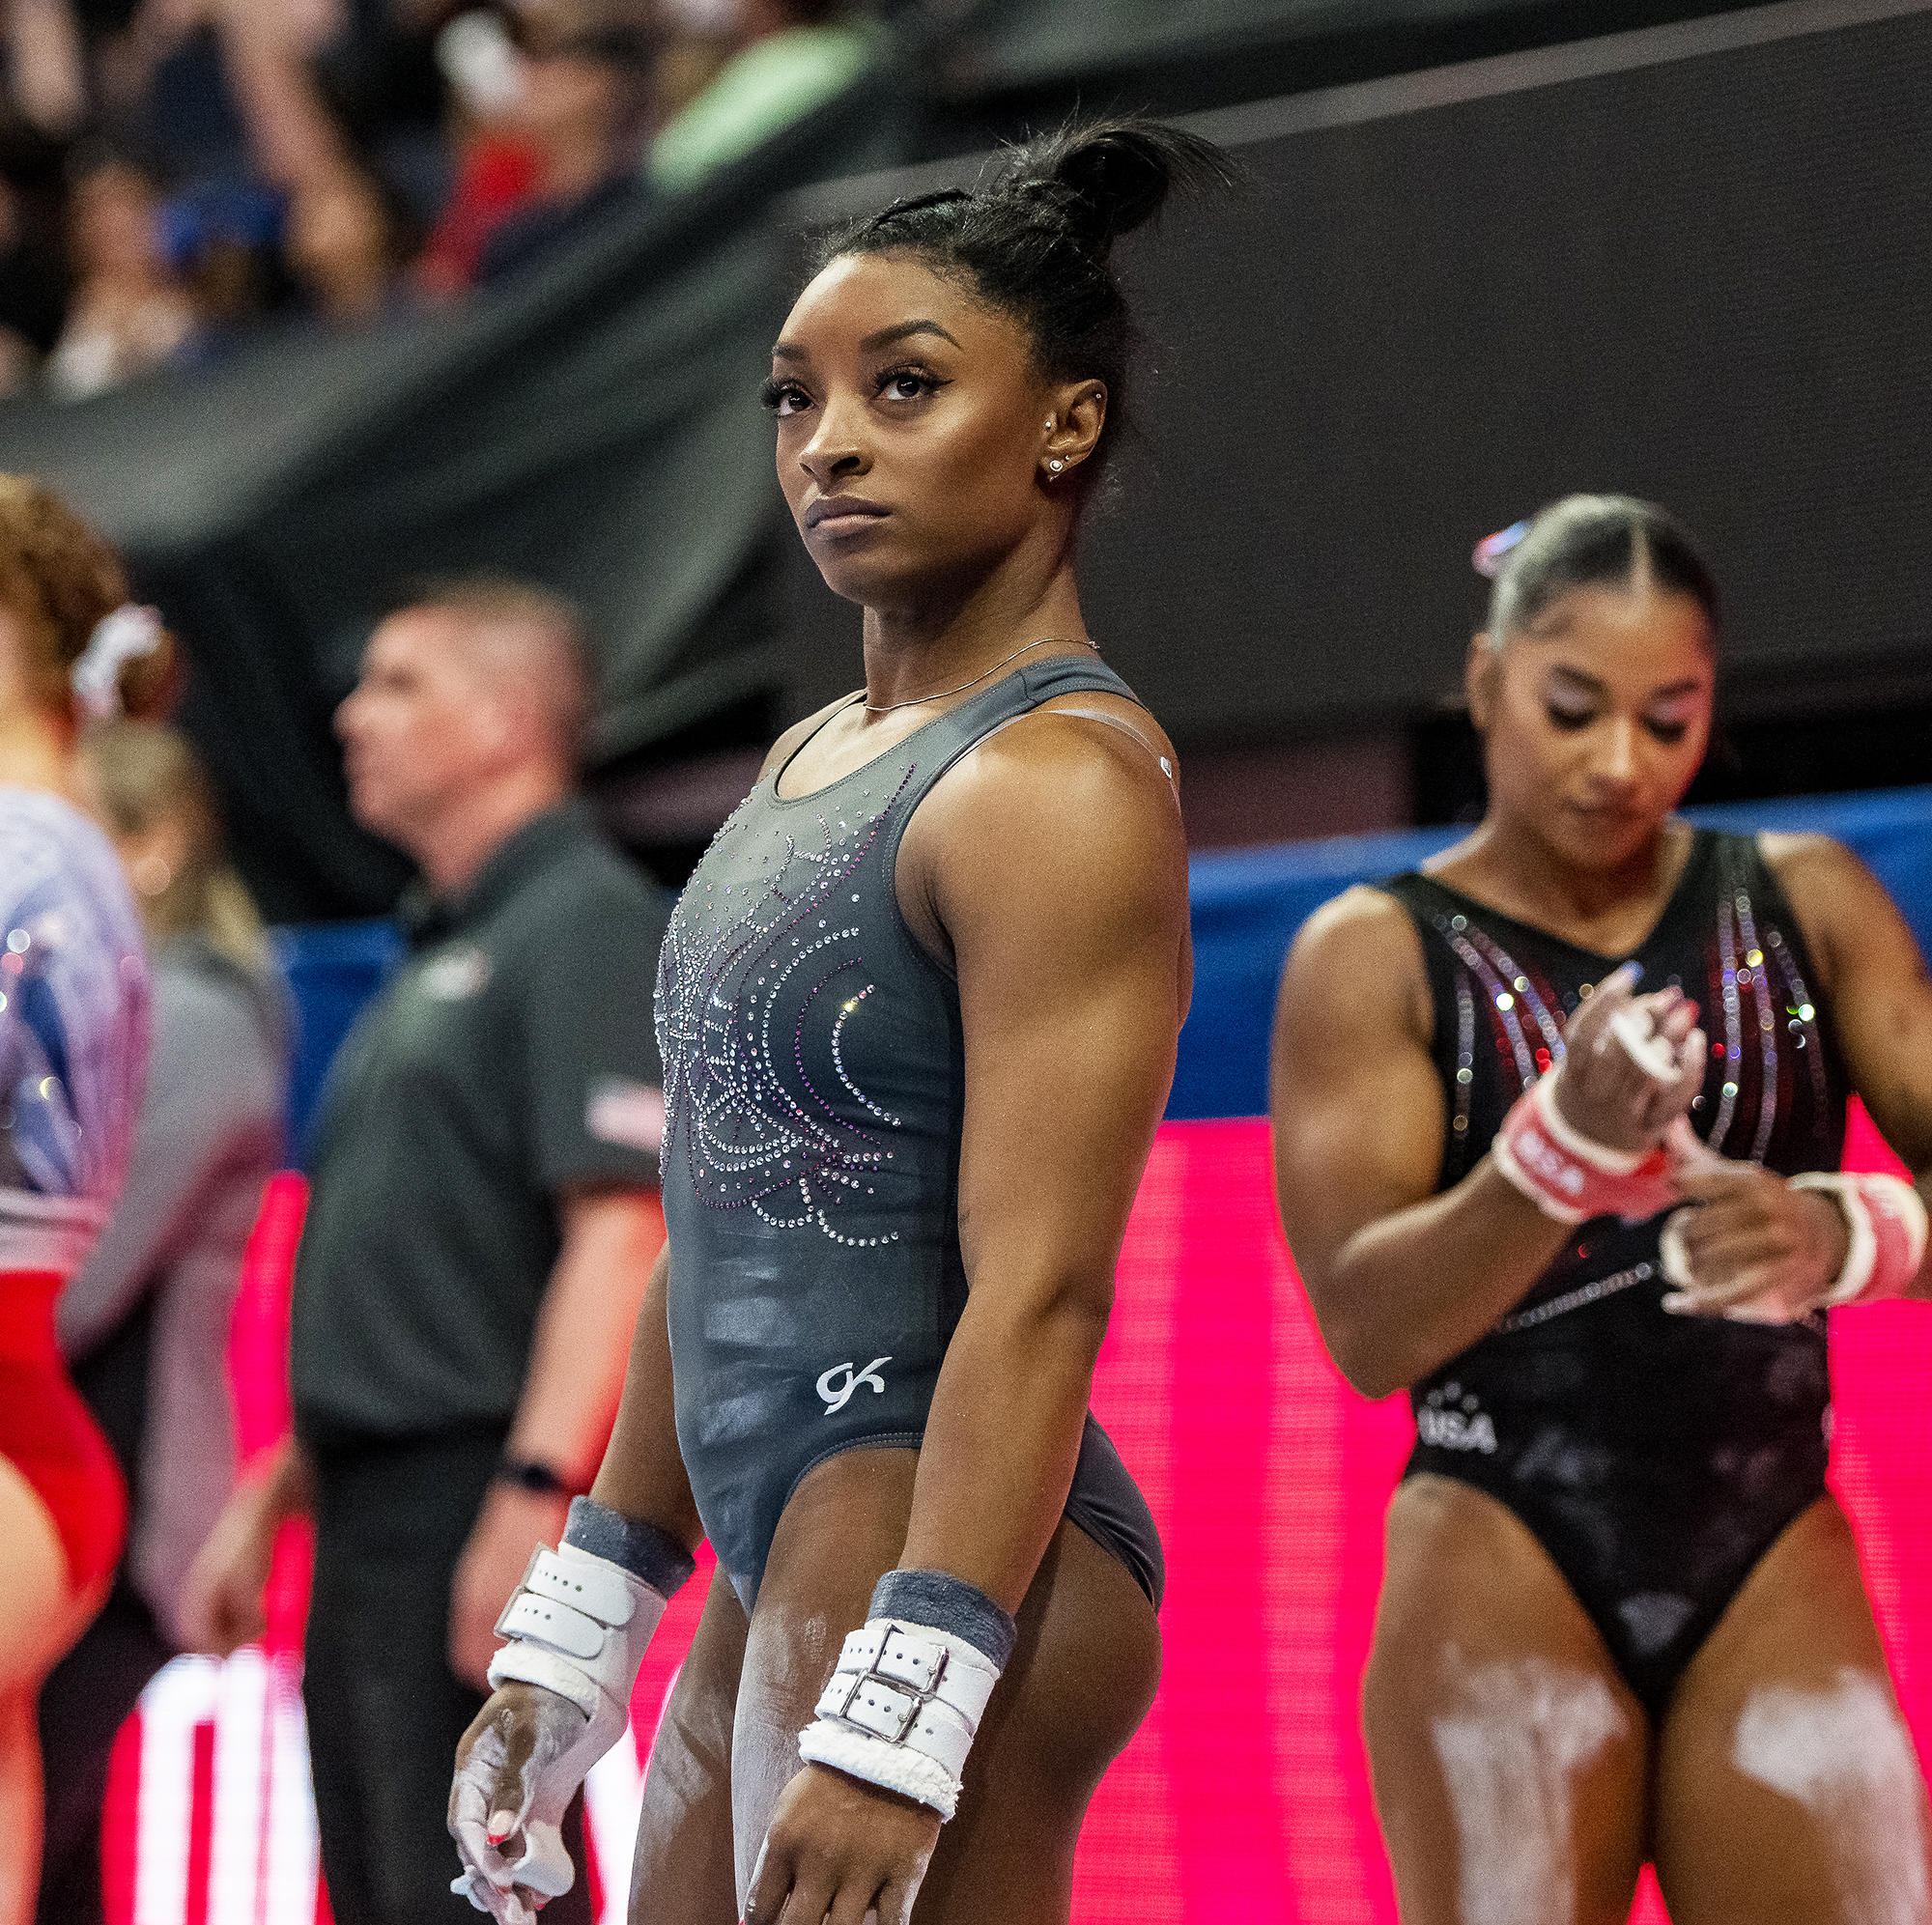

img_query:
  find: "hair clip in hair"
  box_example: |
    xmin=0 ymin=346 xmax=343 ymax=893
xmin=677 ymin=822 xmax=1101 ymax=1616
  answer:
xmin=1471 ymin=521 xmax=1531 ymax=580
xmin=72 ymin=604 xmax=164 ymax=720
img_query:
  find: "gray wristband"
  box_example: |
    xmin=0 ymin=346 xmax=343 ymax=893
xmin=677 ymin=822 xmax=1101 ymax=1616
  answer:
xmin=562 ymin=1496 xmax=696 ymax=1598
xmin=868 ymin=1568 xmax=1017 ymax=1670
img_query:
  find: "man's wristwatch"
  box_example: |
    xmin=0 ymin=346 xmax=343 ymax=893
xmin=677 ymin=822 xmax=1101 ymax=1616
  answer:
xmin=495 ymin=1455 xmax=581 ymax=1497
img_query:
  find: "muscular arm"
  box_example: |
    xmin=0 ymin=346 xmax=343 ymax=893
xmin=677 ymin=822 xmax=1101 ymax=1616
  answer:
xmin=894 ymin=710 xmax=1189 ymax=1612
xmin=511 ymin=1184 xmax=667 ymax=1488
xmin=448 ymin=1184 xmax=672 ymax=1686
xmin=588 ymin=1242 xmax=703 ymax=1545
xmin=1770 ymin=834 xmax=1932 ymax=1298
xmin=1269 ymin=889 xmax=1571 ymax=1400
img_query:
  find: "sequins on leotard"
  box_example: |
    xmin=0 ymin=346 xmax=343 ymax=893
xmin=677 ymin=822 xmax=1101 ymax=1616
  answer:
xmin=0 ymin=787 xmax=148 ymax=1274
xmin=655 ymin=770 xmax=912 ymax=1250
xmin=653 ymin=658 xmax=1167 ymax=1607
xmin=1422 ymin=836 xmax=1831 ymax=1206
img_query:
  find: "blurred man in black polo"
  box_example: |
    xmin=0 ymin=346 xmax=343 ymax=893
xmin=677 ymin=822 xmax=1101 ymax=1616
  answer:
xmin=183 ymin=577 xmax=668 ymax=1925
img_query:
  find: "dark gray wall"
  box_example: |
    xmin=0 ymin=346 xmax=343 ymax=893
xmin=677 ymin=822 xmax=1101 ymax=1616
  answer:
xmin=785 ymin=0 xmax=1932 ymax=745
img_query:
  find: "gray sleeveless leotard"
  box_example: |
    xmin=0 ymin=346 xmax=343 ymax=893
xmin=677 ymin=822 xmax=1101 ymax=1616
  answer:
xmin=655 ymin=657 xmax=1165 ymax=1609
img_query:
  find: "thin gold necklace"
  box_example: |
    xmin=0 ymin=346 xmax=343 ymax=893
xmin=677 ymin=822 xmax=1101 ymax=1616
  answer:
xmin=863 ymin=637 xmax=1098 ymax=715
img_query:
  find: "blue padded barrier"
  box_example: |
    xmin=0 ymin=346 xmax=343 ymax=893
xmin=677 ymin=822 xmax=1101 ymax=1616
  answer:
xmin=270 ymin=919 xmax=404 ymax=1167
xmin=269 ymin=786 xmax=1932 ymax=1150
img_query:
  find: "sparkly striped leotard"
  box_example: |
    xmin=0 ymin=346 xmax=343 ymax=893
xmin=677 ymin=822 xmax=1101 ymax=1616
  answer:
xmin=1380 ymin=831 xmax=1847 ymax=1717
xmin=0 ymin=788 xmax=146 ymax=1593
xmin=656 ymin=659 xmax=1164 ymax=1610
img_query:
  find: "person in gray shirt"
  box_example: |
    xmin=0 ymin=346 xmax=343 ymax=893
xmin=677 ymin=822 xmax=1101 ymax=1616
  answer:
xmin=37 ymin=722 xmax=288 ymax=1925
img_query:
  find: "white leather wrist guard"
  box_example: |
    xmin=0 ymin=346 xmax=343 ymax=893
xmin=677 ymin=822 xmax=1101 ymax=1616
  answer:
xmin=797 ymin=1618 xmax=1003 ymax=1821
xmin=1492 ymin=1074 xmax=1677 ymax=1226
xmin=486 ymin=1542 xmax=669 ymax=1743
xmin=453 ymin=1503 xmax=693 ymax=1919
xmin=1789 ymin=1171 xmax=1928 ymax=1307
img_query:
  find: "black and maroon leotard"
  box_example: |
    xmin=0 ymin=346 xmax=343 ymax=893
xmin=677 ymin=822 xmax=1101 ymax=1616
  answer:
xmin=1380 ymin=829 xmax=1846 ymax=1717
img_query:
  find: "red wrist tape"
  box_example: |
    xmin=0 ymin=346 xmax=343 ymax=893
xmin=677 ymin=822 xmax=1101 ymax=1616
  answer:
xmin=1789 ymin=1171 xmax=1928 ymax=1307
xmin=1491 ymin=1075 xmax=1676 ymax=1225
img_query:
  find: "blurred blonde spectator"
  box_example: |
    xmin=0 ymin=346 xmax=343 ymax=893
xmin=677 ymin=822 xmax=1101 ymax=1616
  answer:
xmin=283 ymin=155 xmax=414 ymax=327
xmin=647 ymin=0 xmax=878 ymax=193
xmin=38 ymin=721 xmax=288 ymax=1925
xmin=45 ymin=151 xmax=196 ymax=399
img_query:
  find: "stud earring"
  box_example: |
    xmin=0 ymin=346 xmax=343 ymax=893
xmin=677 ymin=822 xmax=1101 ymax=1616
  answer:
xmin=1048 ymin=459 xmax=1065 ymax=473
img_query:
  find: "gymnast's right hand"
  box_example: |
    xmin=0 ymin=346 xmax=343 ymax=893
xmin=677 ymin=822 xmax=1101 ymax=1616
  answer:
xmin=1548 ymin=960 xmax=1705 ymax=1153
xmin=448 ymin=1683 xmax=589 ymax=1924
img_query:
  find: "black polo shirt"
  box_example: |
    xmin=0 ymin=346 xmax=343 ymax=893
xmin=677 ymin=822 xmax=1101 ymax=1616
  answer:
xmin=292 ymin=801 xmax=669 ymax=1449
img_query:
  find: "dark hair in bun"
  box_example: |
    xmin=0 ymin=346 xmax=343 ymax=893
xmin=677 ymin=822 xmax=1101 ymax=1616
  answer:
xmin=815 ymin=119 xmax=1236 ymax=481
xmin=1482 ymin=495 xmax=1720 ymax=649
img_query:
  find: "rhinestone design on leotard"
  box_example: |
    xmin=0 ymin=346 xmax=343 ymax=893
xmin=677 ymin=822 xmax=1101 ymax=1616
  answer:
xmin=655 ymin=772 xmax=915 ymax=1249
xmin=1409 ymin=836 xmax=1834 ymax=1314
xmin=1432 ymin=909 xmax=1567 ymax=1183
xmin=1705 ymin=839 xmax=1826 ymax=1162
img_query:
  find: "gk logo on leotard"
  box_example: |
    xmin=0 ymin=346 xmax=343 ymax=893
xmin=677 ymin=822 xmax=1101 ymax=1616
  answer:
xmin=816 ymin=1357 xmax=891 ymax=1414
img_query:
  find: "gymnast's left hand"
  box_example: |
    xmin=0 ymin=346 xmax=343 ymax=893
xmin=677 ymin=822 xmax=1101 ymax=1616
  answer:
xmin=1658 ymin=1147 xmax=1851 ymax=1322
xmin=742 ymin=1763 xmax=940 ymax=1925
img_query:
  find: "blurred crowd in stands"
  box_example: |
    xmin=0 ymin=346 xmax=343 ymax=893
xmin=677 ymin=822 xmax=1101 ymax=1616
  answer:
xmin=0 ymin=0 xmax=882 ymax=400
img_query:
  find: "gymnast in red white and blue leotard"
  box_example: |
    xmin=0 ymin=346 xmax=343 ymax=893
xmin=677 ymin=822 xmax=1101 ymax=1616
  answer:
xmin=0 ymin=780 xmax=148 ymax=1599
xmin=0 ymin=473 xmax=163 ymax=1925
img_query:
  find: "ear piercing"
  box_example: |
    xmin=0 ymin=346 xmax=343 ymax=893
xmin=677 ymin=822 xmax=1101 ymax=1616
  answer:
xmin=1048 ymin=459 xmax=1065 ymax=473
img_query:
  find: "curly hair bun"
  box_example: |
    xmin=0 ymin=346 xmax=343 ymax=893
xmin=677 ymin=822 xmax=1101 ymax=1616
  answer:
xmin=0 ymin=474 xmax=160 ymax=719
xmin=1035 ymin=120 xmax=1239 ymax=256
xmin=819 ymin=116 xmax=1236 ymax=488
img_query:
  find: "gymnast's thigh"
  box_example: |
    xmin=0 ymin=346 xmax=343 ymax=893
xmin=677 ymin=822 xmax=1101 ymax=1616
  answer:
xmin=1362 ymin=1475 xmax=1650 ymax=1925
xmin=631 ymin=1564 xmax=748 ymax=1925
xmin=0 ymin=1452 xmax=88 ymax=1693
xmin=1653 ymin=1494 xmax=1932 ymax=1925
xmin=914 ymin=1516 xmax=1160 ymax=1925
xmin=730 ymin=1446 xmax=1161 ymax=1924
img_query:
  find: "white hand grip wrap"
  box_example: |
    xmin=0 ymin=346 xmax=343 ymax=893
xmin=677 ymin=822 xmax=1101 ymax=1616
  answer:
xmin=1790 ymin=1171 xmax=1928 ymax=1307
xmin=454 ymin=1507 xmax=692 ymax=1921
xmin=486 ymin=1543 xmax=668 ymax=1741
xmin=796 ymin=1619 xmax=1003 ymax=1821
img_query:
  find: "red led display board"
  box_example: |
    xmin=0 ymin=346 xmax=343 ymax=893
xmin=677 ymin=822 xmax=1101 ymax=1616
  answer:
xmin=99 ymin=1103 xmax=1932 ymax=1922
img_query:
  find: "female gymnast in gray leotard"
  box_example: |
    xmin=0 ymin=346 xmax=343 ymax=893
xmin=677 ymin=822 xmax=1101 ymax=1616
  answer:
xmin=448 ymin=120 xmax=1232 ymax=1925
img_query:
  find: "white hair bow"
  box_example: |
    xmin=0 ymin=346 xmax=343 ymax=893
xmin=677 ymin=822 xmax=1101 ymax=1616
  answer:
xmin=71 ymin=604 xmax=164 ymax=720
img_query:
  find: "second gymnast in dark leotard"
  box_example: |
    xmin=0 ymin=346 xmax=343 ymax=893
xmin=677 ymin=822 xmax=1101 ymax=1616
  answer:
xmin=448 ymin=122 xmax=1229 ymax=1925
xmin=1273 ymin=495 xmax=1932 ymax=1924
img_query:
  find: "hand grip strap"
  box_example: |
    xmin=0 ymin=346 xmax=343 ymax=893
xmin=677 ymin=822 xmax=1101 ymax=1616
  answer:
xmin=485 ymin=1542 xmax=670 ymax=1733
xmin=1790 ymin=1171 xmax=1928 ymax=1306
xmin=796 ymin=1617 xmax=1004 ymax=1821
xmin=1492 ymin=1075 xmax=1677 ymax=1225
